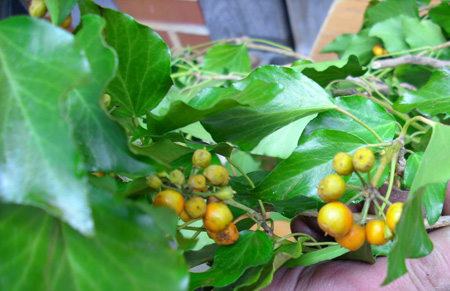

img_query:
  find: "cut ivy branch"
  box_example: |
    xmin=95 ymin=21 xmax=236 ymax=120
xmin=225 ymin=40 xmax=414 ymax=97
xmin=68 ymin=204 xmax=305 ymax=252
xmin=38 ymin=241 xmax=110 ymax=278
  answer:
xmin=335 ymin=106 xmax=384 ymax=143
xmin=372 ymin=55 xmax=450 ymax=70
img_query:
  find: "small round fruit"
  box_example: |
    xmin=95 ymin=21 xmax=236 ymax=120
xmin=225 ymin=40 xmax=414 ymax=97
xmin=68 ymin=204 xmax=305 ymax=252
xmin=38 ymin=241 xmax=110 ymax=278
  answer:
xmin=353 ymin=147 xmax=375 ymax=173
xmin=179 ymin=211 xmax=192 ymax=222
xmin=169 ymin=169 xmax=185 ymax=186
xmin=153 ymin=190 xmax=184 ymax=215
xmin=192 ymin=149 xmax=212 ymax=169
xmin=188 ymin=174 xmax=207 ymax=192
xmin=29 ymin=0 xmax=47 ymax=18
xmin=335 ymin=223 xmax=365 ymax=251
xmin=318 ymin=174 xmax=346 ymax=201
xmin=366 ymin=220 xmax=389 ymax=246
xmin=203 ymin=165 xmax=230 ymax=187
xmin=146 ymin=175 xmax=163 ymax=189
xmin=386 ymin=202 xmax=403 ymax=232
xmin=203 ymin=202 xmax=233 ymax=233
xmin=60 ymin=14 xmax=72 ymax=29
xmin=185 ymin=196 xmax=207 ymax=219
xmin=212 ymin=223 xmax=239 ymax=245
xmin=317 ymin=201 xmax=353 ymax=237
xmin=332 ymin=152 xmax=354 ymax=176
xmin=373 ymin=45 xmax=385 ymax=56
xmin=215 ymin=186 xmax=235 ymax=200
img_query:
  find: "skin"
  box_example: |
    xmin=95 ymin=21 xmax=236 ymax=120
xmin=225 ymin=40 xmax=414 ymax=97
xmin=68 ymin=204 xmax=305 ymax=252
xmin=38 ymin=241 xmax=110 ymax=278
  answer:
xmin=265 ymin=182 xmax=450 ymax=290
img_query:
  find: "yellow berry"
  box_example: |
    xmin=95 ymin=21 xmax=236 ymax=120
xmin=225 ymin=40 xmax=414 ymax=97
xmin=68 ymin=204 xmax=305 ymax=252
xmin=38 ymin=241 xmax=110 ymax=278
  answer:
xmin=366 ymin=220 xmax=389 ymax=246
xmin=169 ymin=169 xmax=185 ymax=186
xmin=146 ymin=175 xmax=163 ymax=189
xmin=187 ymin=174 xmax=207 ymax=192
xmin=317 ymin=201 xmax=353 ymax=238
xmin=185 ymin=196 xmax=207 ymax=219
xmin=353 ymin=147 xmax=375 ymax=173
xmin=332 ymin=152 xmax=354 ymax=176
xmin=153 ymin=190 xmax=184 ymax=215
xmin=192 ymin=149 xmax=212 ymax=169
xmin=203 ymin=165 xmax=230 ymax=187
xmin=203 ymin=202 xmax=233 ymax=233
xmin=318 ymin=174 xmax=346 ymax=201
xmin=29 ymin=0 xmax=47 ymax=18
xmin=386 ymin=202 xmax=403 ymax=233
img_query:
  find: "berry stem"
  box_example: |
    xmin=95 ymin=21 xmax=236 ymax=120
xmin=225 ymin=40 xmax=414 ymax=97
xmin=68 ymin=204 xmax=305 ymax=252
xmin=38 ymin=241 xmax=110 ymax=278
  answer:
xmin=380 ymin=152 xmax=398 ymax=212
xmin=373 ymin=199 xmax=387 ymax=220
xmin=225 ymin=199 xmax=273 ymax=236
xmin=303 ymin=242 xmax=338 ymax=247
xmin=226 ymin=157 xmax=256 ymax=189
xmin=354 ymin=170 xmax=367 ymax=186
xmin=345 ymin=192 xmax=363 ymax=205
xmin=358 ymin=197 xmax=372 ymax=225
xmin=371 ymin=138 xmax=404 ymax=187
xmin=180 ymin=226 xmax=206 ymax=231
xmin=275 ymin=233 xmax=319 ymax=244
xmin=178 ymin=218 xmax=201 ymax=230
xmin=399 ymin=116 xmax=435 ymax=140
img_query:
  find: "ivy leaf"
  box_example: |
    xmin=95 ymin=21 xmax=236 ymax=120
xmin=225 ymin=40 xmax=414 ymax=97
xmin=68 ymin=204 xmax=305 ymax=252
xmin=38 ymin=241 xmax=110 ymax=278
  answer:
xmin=202 ymin=43 xmax=251 ymax=74
xmin=0 ymin=17 xmax=93 ymax=234
xmin=300 ymin=95 xmax=396 ymax=144
xmin=189 ymin=230 xmax=273 ymax=290
xmin=364 ymin=0 xmax=419 ymax=27
xmin=65 ymin=15 xmax=164 ymax=175
xmin=402 ymin=18 xmax=448 ymax=55
xmin=253 ymin=130 xmax=366 ymax=201
xmin=0 ymin=189 xmax=189 ymax=290
xmin=266 ymin=196 xmax=319 ymax=218
xmin=369 ymin=17 xmax=410 ymax=53
xmin=283 ymin=245 xmax=349 ymax=267
xmin=291 ymin=55 xmax=367 ymax=87
xmin=45 ymin=0 xmax=78 ymax=25
xmin=384 ymin=123 xmax=450 ymax=285
xmin=99 ymin=7 xmax=172 ymax=117
xmin=394 ymin=70 xmax=450 ymax=116
xmin=429 ymin=3 xmax=450 ymax=35
xmin=202 ymin=66 xmax=336 ymax=151
xmin=146 ymin=79 xmax=282 ymax=135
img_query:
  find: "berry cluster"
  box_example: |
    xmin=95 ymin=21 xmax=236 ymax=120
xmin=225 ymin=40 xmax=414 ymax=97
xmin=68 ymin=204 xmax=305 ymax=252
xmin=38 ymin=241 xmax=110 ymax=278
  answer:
xmin=150 ymin=149 xmax=239 ymax=246
xmin=317 ymin=148 xmax=403 ymax=251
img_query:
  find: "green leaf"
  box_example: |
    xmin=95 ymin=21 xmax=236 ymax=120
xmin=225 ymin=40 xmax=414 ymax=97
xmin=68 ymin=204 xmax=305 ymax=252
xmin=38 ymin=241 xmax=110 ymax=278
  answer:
xmin=321 ymin=34 xmax=353 ymax=56
xmin=65 ymin=15 xmax=164 ymax=175
xmin=130 ymin=138 xmax=193 ymax=166
xmin=0 ymin=189 xmax=189 ymax=290
xmin=146 ymin=79 xmax=282 ymax=135
xmin=99 ymin=7 xmax=172 ymax=117
xmin=283 ymin=245 xmax=349 ymax=267
xmin=0 ymin=17 xmax=93 ymax=234
xmin=384 ymin=123 xmax=450 ymax=284
xmin=216 ymin=266 xmax=264 ymax=291
xmin=45 ymin=0 xmax=77 ymax=25
xmin=369 ymin=17 xmax=410 ymax=53
xmin=300 ymin=95 xmax=396 ymax=144
xmin=364 ymin=0 xmax=419 ymax=27
xmin=429 ymin=3 xmax=450 ymax=35
xmin=291 ymin=55 xmax=367 ymax=87
xmin=202 ymin=66 xmax=336 ymax=151
xmin=250 ymin=115 xmax=317 ymax=159
xmin=253 ymin=130 xmax=366 ymax=200
xmin=266 ymin=196 xmax=319 ymax=218
xmin=402 ymin=18 xmax=448 ymax=53
xmin=189 ymin=230 xmax=273 ymax=290
xmin=225 ymin=151 xmax=261 ymax=176
xmin=404 ymin=152 xmax=446 ymax=225
xmin=394 ymin=70 xmax=450 ymax=116
xmin=202 ymin=43 xmax=251 ymax=74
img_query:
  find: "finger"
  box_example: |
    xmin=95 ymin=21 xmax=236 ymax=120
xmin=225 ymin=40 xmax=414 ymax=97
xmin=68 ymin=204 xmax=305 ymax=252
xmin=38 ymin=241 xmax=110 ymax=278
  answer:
xmin=264 ymin=226 xmax=450 ymax=290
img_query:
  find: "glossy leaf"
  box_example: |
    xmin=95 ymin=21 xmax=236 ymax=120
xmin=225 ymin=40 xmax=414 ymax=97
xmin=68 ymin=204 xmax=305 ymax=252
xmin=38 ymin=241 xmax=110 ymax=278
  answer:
xmin=369 ymin=17 xmax=410 ymax=53
xmin=189 ymin=230 xmax=273 ymax=290
xmin=284 ymin=245 xmax=349 ymax=267
xmin=146 ymin=79 xmax=282 ymax=135
xmin=402 ymin=18 xmax=448 ymax=54
xmin=0 ymin=17 xmax=93 ymax=234
xmin=202 ymin=43 xmax=251 ymax=74
xmin=253 ymin=130 xmax=366 ymax=200
xmin=404 ymin=152 xmax=446 ymax=225
xmin=45 ymin=0 xmax=78 ymax=25
xmin=291 ymin=55 xmax=367 ymax=87
xmin=267 ymin=196 xmax=319 ymax=218
xmin=202 ymin=66 xmax=336 ymax=151
xmin=300 ymin=95 xmax=396 ymax=144
xmin=429 ymin=3 xmax=450 ymax=35
xmin=384 ymin=123 xmax=450 ymax=284
xmin=394 ymin=70 xmax=450 ymax=116
xmin=99 ymin=7 xmax=172 ymax=117
xmin=0 ymin=189 xmax=189 ymax=290
xmin=364 ymin=0 xmax=419 ymax=27
xmin=65 ymin=15 xmax=164 ymax=175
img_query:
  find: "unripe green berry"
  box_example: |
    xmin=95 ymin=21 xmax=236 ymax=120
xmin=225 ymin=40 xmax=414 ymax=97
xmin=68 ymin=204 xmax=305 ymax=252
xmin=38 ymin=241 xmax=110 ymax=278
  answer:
xmin=29 ymin=0 xmax=47 ymax=18
xmin=203 ymin=165 xmax=230 ymax=187
xmin=318 ymin=174 xmax=346 ymax=201
xmin=215 ymin=186 xmax=235 ymax=200
xmin=332 ymin=152 xmax=354 ymax=176
xmin=353 ymin=147 xmax=375 ymax=173
xmin=146 ymin=175 xmax=162 ymax=189
xmin=192 ymin=149 xmax=212 ymax=169
xmin=169 ymin=169 xmax=185 ymax=186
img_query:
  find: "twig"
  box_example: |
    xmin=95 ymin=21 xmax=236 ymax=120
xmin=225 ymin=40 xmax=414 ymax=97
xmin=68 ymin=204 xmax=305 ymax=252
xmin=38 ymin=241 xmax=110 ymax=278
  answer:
xmin=246 ymin=42 xmax=312 ymax=61
xmin=372 ymin=55 xmax=450 ymax=69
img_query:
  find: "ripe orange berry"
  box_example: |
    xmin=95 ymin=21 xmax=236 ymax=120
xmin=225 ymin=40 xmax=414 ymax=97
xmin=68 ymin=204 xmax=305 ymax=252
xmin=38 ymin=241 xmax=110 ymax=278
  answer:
xmin=203 ymin=202 xmax=233 ymax=233
xmin=386 ymin=202 xmax=403 ymax=232
xmin=203 ymin=165 xmax=230 ymax=187
xmin=353 ymin=147 xmax=375 ymax=173
xmin=192 ymin=149 xmax=212 ymax=169
xmin=317 ymin=201 xmax=353 ymax=238
xmin=318 ymin=174 xmax=346 ymax=201
xmin=185 ymin=196 xmax=207 ymax=219
xmin=373 ymin=45 xmax=385 ymax=56
xmin=335 ymin=223 xmax=365 ymax=251
xmin=211 ymin=223 xmax=239 ymax=245
xmin=332 ymin=152 xmax=354 ymax=176
xmin=366 ymin=220 xmax=389 ymax=246
xmin=153 ymin=190 xmax=184 ymax=215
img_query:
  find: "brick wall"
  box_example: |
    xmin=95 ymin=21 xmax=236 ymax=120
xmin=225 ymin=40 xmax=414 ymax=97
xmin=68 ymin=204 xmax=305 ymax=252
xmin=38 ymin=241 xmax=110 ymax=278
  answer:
xmin=114 ymin=0 xmax=210 ymax=48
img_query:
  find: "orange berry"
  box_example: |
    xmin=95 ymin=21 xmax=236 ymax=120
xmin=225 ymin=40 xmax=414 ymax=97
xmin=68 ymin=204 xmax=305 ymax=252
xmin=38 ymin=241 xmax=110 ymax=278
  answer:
xmin=317 ymin=201 xmax=353 ymax=238
xmin=373 ymin=45 xmax=385 ymax=56
xmin=335 ymin=223 xmax=365 ymax=251
xmin=203 ymin=202 xmax=233 ymax=233
xmin=212 ymin=223 xmax=239 ymax=245
xmin=153 ymin=190 xmax=184 ymax=215
xmin=366 ymin=220 xmax=389 ymax=246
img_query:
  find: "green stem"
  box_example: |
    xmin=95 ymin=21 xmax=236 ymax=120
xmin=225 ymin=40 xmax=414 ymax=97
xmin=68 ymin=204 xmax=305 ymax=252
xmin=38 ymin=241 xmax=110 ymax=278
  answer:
xmin=249 ymin=38 xmax=294 ymax=51
xmin=345 ymin=192 xmax=364 ymax=205
xmin=303 ymin=242 xmax=338 ymax=247
xmin=225 ymin=199 xmax=273 ymax=235
xmin=399 ymin=116 xmax=435 ymax=139
xmin=178 ymin=218 xmax=201 ymax=230
xmin=227 ymin=157 xmax=256 ymax=189
xmin=366 ymin=141 xmax=394 ymax=148
xmin=381 ymin=152 xmax=398 ymax=212
xmin=358 ymin=198 xmax=372 ymax=225
xmin=373 ymin=199 xmax=387 ymax=220
xmin=191 ymin=230 xmax=202 ymax=240
xmin=376 ymin=193 xmax=392 ymax=206
xmin=275 ymin=233 xmax=318 ymax=244
xmin=335 ymin=107 xmax=384 ymax=143
xmin=354 ymin=170 xmax=368 ymax=186
xmin=371 ymin=139 xmax=404 ymax=187
xmin=258 ymin=199 xmax=266 ymax=219
xmin=181 ymin=226 xmax=206 ymax=232
xmin=360 ymin=76 xmax=393 ymax=105
xmin=346 ymin=184 xmax=364 ymax=192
